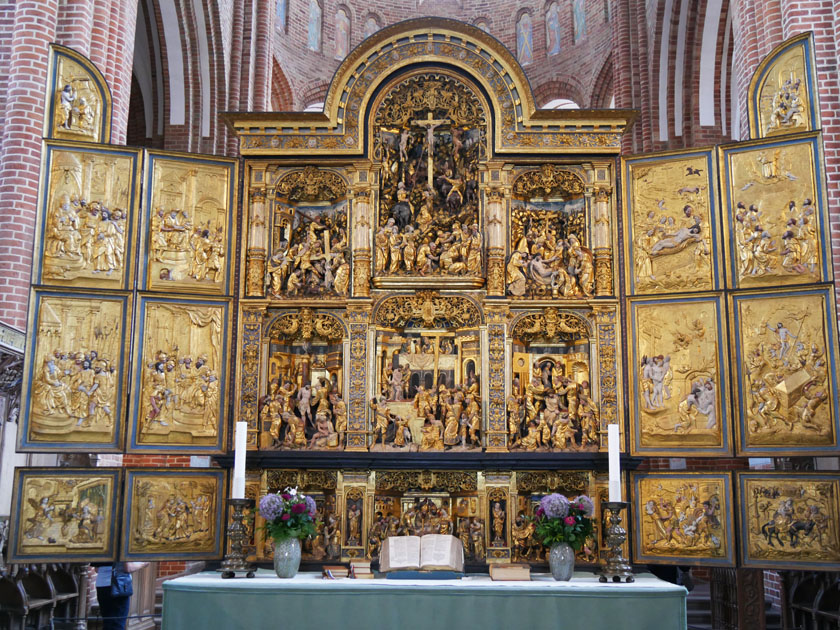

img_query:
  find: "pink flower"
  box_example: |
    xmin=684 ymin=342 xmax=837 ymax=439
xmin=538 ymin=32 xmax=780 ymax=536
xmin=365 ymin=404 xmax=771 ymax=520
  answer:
xmin=291 ymin=503 xmax=306 ymax=514
xmin=281 ymin=513 xmax=291 ymax=521
xmin=564 ymin=516 xmax=576 ymax=526
xmin=281 ymin=493 xmax=291 ymax=500
xmin=535 ymin=507 xmax=545 ymax=518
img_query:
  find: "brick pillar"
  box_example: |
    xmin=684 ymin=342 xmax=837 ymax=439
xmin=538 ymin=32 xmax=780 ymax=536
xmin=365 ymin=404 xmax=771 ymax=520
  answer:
xmin=56 ymin=0 xmax=94 ymax=56
xmin=109 ymin=0 xmax=139 ymax=144
xmin=227 ymin=0 xmax=244 ymax=155
xmin=0 ymin=0 xmax=59 ymax=331
xmin=252 ymin=0 xmax=273 ymax=112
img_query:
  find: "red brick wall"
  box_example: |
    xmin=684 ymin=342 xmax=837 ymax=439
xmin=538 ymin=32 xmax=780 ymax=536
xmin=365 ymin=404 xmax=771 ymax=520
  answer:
xmin=273 ymin=0 xmax=614 ymax=110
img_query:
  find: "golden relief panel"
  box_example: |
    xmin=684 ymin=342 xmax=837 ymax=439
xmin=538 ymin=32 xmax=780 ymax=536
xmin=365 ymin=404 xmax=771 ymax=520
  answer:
xmin=730 ymin=287 xmax=839 ymax=455
xmin=622 ymin=150 xmax=721 ymax=294
xmin=48 ymin=47 xmax=109 ymax=143
xmin=749 ymin=33 xmax=819 ymax=139
xmin=258 ymin=309 xmax=348 ymax=452
xmin=720 ymin=133 xmax=831 ymax=288
xmin=628 ymin=295 xmax=731 ymax=456
xmin=8 ymin=468 xmax=121 ymax=563
xmin=35 ymin=142 xmax=142 ymax=290
xmin=267 ymin=198 xmax=349 ymax=299
xmin=508 ymin=310 xmax=599 ymax=454
xmin=141 ymin=153 xmax=237 ymax=295
xmin=19 ymin=290 xmax=131 ymax=452
xmin=737 ymin=473 xmax=840 ymax=570
xmin=372 ymin=73 xmax=485 ymax=287
xmin=506 ymin=167 xmax=594 ymax=299
xmin=631 ymin=473 xmax=735 ymax=566
xmin=122 ymin=469 xmax=225 ymax=560
xmin=129 ymin=296 xmax=230 ymax=453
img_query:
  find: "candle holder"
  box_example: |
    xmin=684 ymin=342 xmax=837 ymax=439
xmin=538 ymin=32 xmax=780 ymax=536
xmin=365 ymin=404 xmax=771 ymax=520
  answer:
xmin=598 ymin=501 xmax=634 ymax=583
xmin=219 ymin=498 xmax=256 ymax=579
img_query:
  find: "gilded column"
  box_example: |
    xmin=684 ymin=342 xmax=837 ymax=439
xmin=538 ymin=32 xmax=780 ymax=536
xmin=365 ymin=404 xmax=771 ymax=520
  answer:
xmin=485 ymin=307 xmax=508 ymax=452
xmin=345 ymin=306 xmax=370 ymax=451
xmin=485 ymin=188 xmax=506 ymax=297
xmin=246 ymin=187 xmax=267 ymax=297
xmin=592 ymin=187 xmax=613 ymax=297
xmin=239 ymin=306 xmax=265 ymax=447
xmin=351 ymin=188 xmax=372 ymax=298
xmin=593 ymin=305 xmax=619 ymax=450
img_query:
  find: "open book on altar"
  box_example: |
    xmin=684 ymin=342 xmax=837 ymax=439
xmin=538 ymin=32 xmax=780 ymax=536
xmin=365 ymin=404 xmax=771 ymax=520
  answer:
xmin=379 ymin=534 xmax=464 ymax=573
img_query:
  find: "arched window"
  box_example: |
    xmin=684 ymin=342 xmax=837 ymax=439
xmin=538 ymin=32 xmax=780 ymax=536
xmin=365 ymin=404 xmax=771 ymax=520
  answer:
xmin=546 ymin=3 xmax=561 ymax=56
xmin=364 ymin=15 xmax=379 ymax=39
xmin=276 ymin=0 xmax=287 ymax=32
xmin=474 ymin=19 xmax=491 ymax=34
xmin=334 ymin=8 xmax=350 ymax=60
xmin=542 ymin=98 xmax=580 ymax=109
xmin=573 ymin=0 xmax=587 ymax=43
xmin=516 ymin=13 xmax=533 ymax=66
xmin=307 ymin=0 xmax=322 ymax=52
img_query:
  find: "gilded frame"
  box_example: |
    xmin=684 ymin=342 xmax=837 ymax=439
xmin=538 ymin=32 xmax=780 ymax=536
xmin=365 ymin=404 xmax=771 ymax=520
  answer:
xmin=127 ymin=294 xmax=231 ymax=454
xmin=627 ymin=293 xmax=732 ymax=456
xmin=621 ymin=147 xmax=723 ymax=295
xmin=748 ymin=32 xmax=820 ymax=139
xmin=18 ymin=288 xmax=132 ymax=452
xmin=44 ymin=44 xmax=112 ymax=143
xmin=121 ymin=468 xmax=227 ymax=561
xmin=8 ymin=467 xmax=122 ymax=563
xmin=32 ymin=140 xmax=143 ymax=291
xmin=138 ymin=150 xmax=238 ymax=296
xmin=630 ymin=472 xmax=735 ymax=567
xmin=719 ymin=131 xmax=832 ymax=289
xmin=736 ymin=472 xmax=840 ymax=571
xmin=728 ymin=285 xmax=840 ymax=456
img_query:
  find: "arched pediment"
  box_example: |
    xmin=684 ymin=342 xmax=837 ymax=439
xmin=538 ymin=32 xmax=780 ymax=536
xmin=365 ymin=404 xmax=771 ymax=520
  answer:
xmin=509 ymin=308 xmax=591 ymax=342
xmin=264 ymin=309 xmax=347 ymax=342
xmin=225 ymin=18 xmax=633 ymax=156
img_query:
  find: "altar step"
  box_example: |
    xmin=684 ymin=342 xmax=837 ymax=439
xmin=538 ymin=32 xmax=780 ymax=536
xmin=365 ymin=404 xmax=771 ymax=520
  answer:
xmin=687 ymin=582 xmax=781 ymax=630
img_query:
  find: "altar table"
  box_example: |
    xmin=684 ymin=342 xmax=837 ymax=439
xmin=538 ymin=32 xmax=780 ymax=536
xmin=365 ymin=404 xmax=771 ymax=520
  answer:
xmin=162 ymin=570 xmax=686 ymax=630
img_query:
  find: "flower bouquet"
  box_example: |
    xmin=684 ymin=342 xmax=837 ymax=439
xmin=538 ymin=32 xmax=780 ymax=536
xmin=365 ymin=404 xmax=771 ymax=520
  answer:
xmin=531 ymin=493 xmax=595 ymax=581
xmin=258 ymin=487 xmax=317 ymax=578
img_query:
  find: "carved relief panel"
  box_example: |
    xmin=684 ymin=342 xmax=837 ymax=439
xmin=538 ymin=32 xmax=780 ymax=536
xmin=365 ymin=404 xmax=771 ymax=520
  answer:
xmin=46 ymin=45 xmax=111 ymax=143
xmin=139 ymin=152 xmax=238 ymax=295
xmin=371 ymin=72 xmax=487 ymax=289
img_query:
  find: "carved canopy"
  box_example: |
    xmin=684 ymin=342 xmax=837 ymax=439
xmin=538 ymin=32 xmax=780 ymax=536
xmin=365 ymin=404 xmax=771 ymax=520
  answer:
xmin=510 ymin=308 xmax=591 ymax=342
xmin=512 ymin=165 xmax=586 ymax=200
xmin=274 ymin=166 xmax=347 ymax=202
xmin=266 ymin=308 xmax=346 ymax=342
xmin=373 ymin=291 xmax=482 ymax=329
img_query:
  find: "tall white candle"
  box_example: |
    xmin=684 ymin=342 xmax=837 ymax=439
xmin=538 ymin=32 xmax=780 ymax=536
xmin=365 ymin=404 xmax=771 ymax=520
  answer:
xmin=608 ymin=423 xmax=621 ymax=502
xmin=232 ymin=422 xmax=247 ymax=499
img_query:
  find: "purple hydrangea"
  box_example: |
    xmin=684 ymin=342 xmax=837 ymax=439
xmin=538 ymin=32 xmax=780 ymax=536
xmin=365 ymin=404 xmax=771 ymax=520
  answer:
xmin=539 ymin=493 xmax=570 ymax=519
xmin=574 ymin=495 xmax=595 ymax=518
xmin=304 ymin=495 xmax=317 ymax=518
xmin=259 ymin=493 xmax=284 ymax=522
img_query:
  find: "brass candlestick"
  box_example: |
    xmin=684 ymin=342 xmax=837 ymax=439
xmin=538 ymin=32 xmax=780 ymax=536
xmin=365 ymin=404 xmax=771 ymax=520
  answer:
xmin=598 ymin=501 xmax=634 ymax=583
xmin=220 ymin=498 xmax=256 ymax=579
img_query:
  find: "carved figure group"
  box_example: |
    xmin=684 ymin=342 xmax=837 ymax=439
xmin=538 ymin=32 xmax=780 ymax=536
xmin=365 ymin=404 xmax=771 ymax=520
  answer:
xmin=766 ymin=78 xmax=805 ymax=134
xmin=507 ymin=365 xmax=598 ymax=452
xmin=133 ymin=484 xmax=215 ymax=549
xmin=32 ymin=349 xmax=116 ymax=430
xmin=268 ymin=206 xmax=349 ymax=298
xmin=375 ymin=76 xmax=484 ymax=278
xmin=367 ymin=499 xmax=455 ymax=557
xmin=44 ymin=196 xmax=127 ymax=279
xmin=641 ymin=483 xmax=724 ymax=555
xmin=150 ymin=207 xmax=226 ymax=284
xmin=57 ymin=82 xmax=95 ymax=134
xmin=733 ymin=198 xmax=819 ymax=282
xmin=260 ymin=376 xmax=347 ymax=450
xmin=507 ymin=203 xmax=593 ymax=298
xmin=140 ymin=349 xmax=220 ymax=434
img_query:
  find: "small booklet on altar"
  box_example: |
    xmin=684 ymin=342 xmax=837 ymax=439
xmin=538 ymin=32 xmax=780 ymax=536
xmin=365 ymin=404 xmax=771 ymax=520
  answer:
xmin=379 ymin=534 xmax=464 ymax=573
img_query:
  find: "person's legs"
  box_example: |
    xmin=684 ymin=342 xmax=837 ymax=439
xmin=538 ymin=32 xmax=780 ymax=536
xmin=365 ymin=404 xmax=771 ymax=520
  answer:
xmin=97 ymin=587 xmax=131 ymax=630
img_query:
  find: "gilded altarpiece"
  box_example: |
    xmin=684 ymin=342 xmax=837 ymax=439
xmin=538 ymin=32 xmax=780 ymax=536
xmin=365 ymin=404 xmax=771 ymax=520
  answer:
xmin=228 ymin=18 xmax=630 ymax=571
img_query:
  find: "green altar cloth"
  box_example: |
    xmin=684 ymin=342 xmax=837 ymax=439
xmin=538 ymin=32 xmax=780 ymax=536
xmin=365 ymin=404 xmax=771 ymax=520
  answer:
xmin=162 ymin=570 xmax=686 ymax=630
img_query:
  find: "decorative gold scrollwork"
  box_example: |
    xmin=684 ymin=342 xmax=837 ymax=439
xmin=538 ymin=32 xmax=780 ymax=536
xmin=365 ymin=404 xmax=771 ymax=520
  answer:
xmin=512 ymin=165 xmax=586 ymax=200
xmin=375 ymin=470 xmax=478 ymax=493
xmin=516 ymin=471 xmax=589 ymax=494
xmin=275 ymin=166 xmax=347 ymax=202
xmin=266 ymin=308 xmax=345 ymax=341
xmin=373 ymin=291 xmax=481 ymax=329
xmin=510 ymin=308 xmax=590 ymax=342
xmin=374 ymin=74 xmax=487 ymax=129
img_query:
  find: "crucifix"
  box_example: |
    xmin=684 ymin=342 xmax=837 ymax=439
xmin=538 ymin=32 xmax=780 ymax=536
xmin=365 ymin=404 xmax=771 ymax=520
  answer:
xmin=411 ymin=112 xmax=449 ymax=189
